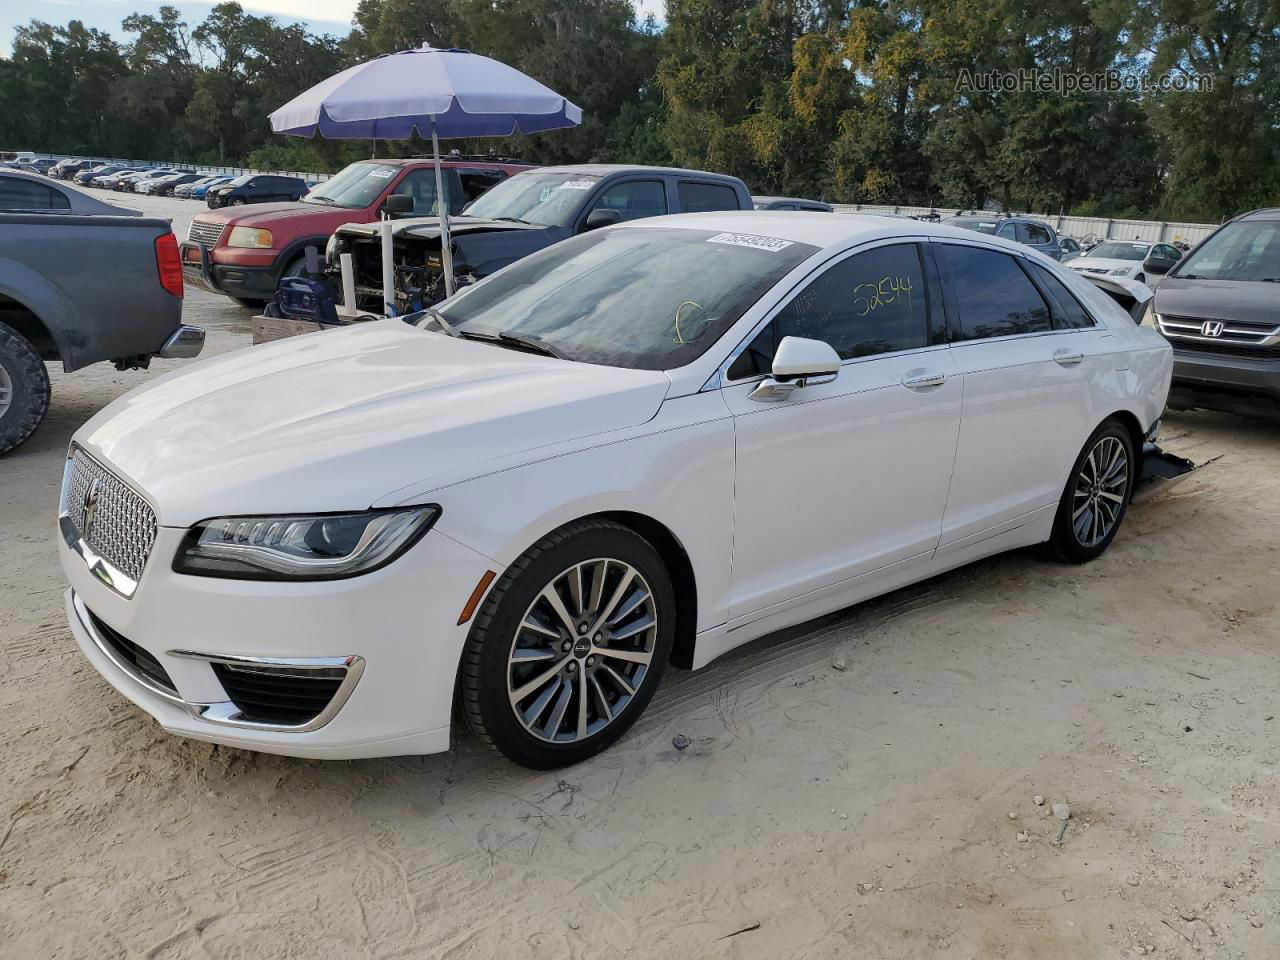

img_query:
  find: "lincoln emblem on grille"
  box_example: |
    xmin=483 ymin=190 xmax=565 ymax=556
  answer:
xmin=1201 ymin=320 xmax=1225 ymax=337
xmin=82 ymin=478 xmax=101 ymax=541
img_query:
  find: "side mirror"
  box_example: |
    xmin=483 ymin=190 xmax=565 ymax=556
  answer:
xmin=749 ymin=336 xmax=841 ymax=402
xmin=584 ymin=208 xmax=623 ymax=231
xmin=1143 ymin=257 xmax=1174 ymax=276
xmin=382 ymin=193 xmax=415 ymax=216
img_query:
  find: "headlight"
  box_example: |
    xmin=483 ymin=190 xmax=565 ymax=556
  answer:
xmin=173 ymin=506 xmax=439 ymax=580
xmin=1108 ymin=266 xmax=1132 ymax=275
xmin=227 ymin=226 xmax=274 ymax=249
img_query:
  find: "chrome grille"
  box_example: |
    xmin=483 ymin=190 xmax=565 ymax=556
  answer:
xmin=187 ymin=218 xmax=225 ymax=246
xmin=62 ymin=448 xmax=157 ymax=586
xmin=1157 ymin=314 xmax=1280 ymax=348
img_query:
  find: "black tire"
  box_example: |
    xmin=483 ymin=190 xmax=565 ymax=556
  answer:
xmin=232 ymin=198 xmax=246 ymax=206
xmin=460 ymin=519 xmax=676 ymax=769
xmin=0 ymin=322 xmax=51 ymax=455
xmin=231 ymin=297 xmax=267 ymax=309
xmin=1046 ymin=419 xmax=1136 ymax=563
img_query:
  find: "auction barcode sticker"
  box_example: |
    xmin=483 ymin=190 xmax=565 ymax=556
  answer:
xmin=558 ymin=179 xmax=597 ymax=190
xmin=368 ymin=168 xmax=395 ymax=178
xmin=706 ymin=232 xmax=794 ymax=252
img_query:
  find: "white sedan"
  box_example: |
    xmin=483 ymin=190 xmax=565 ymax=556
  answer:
xmin=58 ymin=214 xmax=1173 ymax=769
xmin=1068 ymin=240 xmax=1182 ymax=284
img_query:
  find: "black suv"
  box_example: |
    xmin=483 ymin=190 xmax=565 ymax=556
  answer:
xmin=207 ymin=174 xmax=308 ymax=208
xmin=1149 ymin=207 xmax=1280 ymax=403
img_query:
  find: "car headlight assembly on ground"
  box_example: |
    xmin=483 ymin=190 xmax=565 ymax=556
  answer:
xmin=173 ymin=506 xmax=440 ymax=580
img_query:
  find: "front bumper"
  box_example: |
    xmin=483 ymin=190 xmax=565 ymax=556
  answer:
xmin=1171 ymin=347 xmax=1280 ymax=399
xmin=61 ymin=518 xmax=497 ymax=759
xmin=180 ymin=241 xmax=278 ymax=299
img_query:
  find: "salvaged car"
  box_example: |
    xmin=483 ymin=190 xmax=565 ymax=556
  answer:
xmin=60 ymin=213 xmax=1172 ymax=769
xmin=325 ymin=164 xmax=753 ymax=314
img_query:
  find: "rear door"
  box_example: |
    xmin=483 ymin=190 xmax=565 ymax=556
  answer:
xmin=933 ymin=241 xmax=1102 ymax=553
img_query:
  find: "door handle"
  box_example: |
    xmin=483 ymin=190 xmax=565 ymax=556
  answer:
xmin=901 ymin=372 xmax=946 ymax=389
xmin=1053 ymin=349 xmax=1084 ymax=366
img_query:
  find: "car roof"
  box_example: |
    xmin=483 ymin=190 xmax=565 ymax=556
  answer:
xmin=615 ymin=210 xmax=1046 ymax=251
xmin=1236 ymin=208 xmax=1280 ymax=221
xmin=531 ymin=163 xmax=742 ymax=181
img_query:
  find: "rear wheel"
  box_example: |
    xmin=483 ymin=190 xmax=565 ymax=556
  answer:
xmin=1047 ymin=419 xmax=1135 ymax=563
xmin=460 ymin=519 xmax=675 ymax=769
xmin=0 ymin=323 xmax=51 ymax=455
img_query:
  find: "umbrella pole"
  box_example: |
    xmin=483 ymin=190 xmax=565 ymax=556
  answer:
xmin=431 ymin=122 xmax=456 ymax=299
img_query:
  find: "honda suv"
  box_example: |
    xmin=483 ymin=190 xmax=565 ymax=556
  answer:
xmin=183 ymin=157 xmax=531 ymax=307
xmin=1147 ymin=207 xmax=1280 ymax=403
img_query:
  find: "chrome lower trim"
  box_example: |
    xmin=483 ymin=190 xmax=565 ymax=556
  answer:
xmin=70 ymin=592 xmax=363 ymax=733
xmin=167 ymin=650 xmax=366 ymax=733
xmin=61 ymin=513 xmax=141 ymax=598
xmin=157 ymin=324 xmax=206 ymax=359
xmin=73 ymin=592 xmax=183 ymax=704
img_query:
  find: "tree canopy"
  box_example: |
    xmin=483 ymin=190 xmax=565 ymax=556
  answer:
xmin=1 ymin=0 xmax=1275 ymax=221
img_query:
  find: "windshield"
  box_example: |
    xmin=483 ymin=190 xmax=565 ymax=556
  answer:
xmin=1175 ymin=221 xmax=1280 ymax=281
xmin=1087 ymin=242 xmax=1148 ymax=261
xmin=434 ymin=226 xmax=818 ymax=370
xmin=947 ymin=218 xmax=999 ymax=235
xmin=462 ymin=172 xmax=601 ymax=226
xmin=302 ymin=162 xmax=398 ymax=209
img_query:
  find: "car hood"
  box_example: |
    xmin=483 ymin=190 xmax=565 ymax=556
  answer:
xmin=194 ymin=201 xmax=371 ymax=236
xmin=74 ymin=320 xmax=672 ymax=526
xmin=1070 ymin=258 xmax=1142 ymax=273
xmin=1153 ymin=276 xmax=1280 ymax=324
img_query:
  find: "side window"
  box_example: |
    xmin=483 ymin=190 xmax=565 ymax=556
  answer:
xmin=458 ymin=169 xmax=506 ymax=205
xmin=678 ymin=180 xmax=739 ymax=213
xmin=1022 ymin=223 xmax=1053 ymax=245
xmin=1154 ymin=244 xmax=1179 ymax=260
xmin=1025 ymin=261 xmax=1096 ymax=329
xmin=391 ymin=169 xmax=442 ymax=215
xmin=774 ymin=203 xmax=797 ymax=210
xmin=996 ymin=222 xmax=1016 ymax=240
xmin=588 ymin=180 xmax=666 ymax=223
xmin=0 ymin=177 xmax=70 ymax=210
xmin=940 ymin=245 xmax=1052 ymax=340
xmin=727 ymin=243 xmax=930 ymax=379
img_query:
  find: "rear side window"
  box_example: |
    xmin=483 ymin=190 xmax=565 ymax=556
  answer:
xmin=678 ymin=181 xmax=739 ymax=213
xmin=1020 ymin=222 xmax=1053 ymax=245
xmin=941 ymin=245 xmax=1052 ymax=340
xmin=728 ymin=243 xmax=930 ymax=378
xmin=459 ymin=169 xmax=506 ymax=204
xmin=1026 ymin=261 xmax=1096 ymax=329
xmin=0 ymin=177 xmax=70 ymax=210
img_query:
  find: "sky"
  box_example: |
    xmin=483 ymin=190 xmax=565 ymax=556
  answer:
xmin=2 ymin=0 xmax=665 ymax=53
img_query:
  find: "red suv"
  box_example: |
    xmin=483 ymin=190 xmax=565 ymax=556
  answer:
xmin=180 ymin=156 xmax=532 ymax=307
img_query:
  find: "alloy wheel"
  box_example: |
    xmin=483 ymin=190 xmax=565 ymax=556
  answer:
xmin=507 ymin=558 xmax=657 ymax=744
xmin=0 ymin=364 xmax=12 ymax=419
xmin=1072 ymin=435 xmax=1129 ymax=547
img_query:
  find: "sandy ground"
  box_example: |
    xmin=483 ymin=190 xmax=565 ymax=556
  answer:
xmin=1 ymin=193 xmax=1278 ymax=960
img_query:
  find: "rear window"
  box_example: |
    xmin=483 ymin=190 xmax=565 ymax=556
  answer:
xmin=678 ymin=181 xmax=740 ymax=213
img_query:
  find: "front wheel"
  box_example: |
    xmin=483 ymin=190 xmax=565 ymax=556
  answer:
xmin=1047 ymin=420 xmax=1135 ymax=563
xmin=460 ymin=519 xmax=675 ymax=768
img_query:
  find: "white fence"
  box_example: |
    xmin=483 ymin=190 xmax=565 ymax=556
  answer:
xmin=833 ymin=203 xmax=1222 ymax=245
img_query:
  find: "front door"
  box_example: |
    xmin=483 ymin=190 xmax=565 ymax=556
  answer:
xmin=722 ymin=241 xmax=962 ymax=622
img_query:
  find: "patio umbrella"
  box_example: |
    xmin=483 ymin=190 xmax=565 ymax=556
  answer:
xmin=269 ymin=46 xmax=582 ymax=310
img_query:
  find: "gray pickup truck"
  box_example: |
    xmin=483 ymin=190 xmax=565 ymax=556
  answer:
xmin=0 ymin=212 xmax=204 ymax=454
